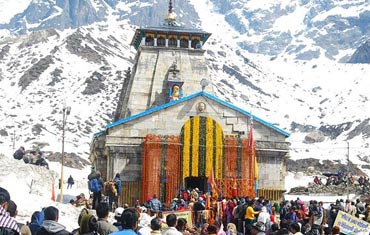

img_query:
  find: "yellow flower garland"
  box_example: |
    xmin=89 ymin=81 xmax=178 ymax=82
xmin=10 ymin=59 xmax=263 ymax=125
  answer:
xmin=206 ymin=117 xmax=213 ymax=176
xmin=192 ymin=116 xmax=200 ymax=176
xmin=183 ymin=120 xmax=190 ymax=178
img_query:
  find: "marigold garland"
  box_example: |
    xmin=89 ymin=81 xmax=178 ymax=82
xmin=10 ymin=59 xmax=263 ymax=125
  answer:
xmin=206 ymin=117 xmax=213 ymax=176
xmin=143 ymin=116 xmax=257 ymax=202
xmin=215 ymin=123 xmax=223 ymax=178
xmin=192 ymin=116 xmax=200 ymax=176
xmin=182 ymin=120 xmax=191 ymax=178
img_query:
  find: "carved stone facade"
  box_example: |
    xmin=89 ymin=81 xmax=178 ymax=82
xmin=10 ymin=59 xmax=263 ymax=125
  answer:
xmin=89 ymin=6 xmax=290 ymax=204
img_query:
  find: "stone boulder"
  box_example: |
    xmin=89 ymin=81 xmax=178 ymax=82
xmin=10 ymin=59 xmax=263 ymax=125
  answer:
xmin=304 ymin=130 xmax=325 ymax=143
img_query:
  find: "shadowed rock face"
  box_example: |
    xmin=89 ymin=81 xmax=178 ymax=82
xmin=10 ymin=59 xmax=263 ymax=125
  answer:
xmin=18 ymin=29 xmax=59 ymax=48
xmin=0 ymin=45 xmax=10 ymax=60
xmin=18 ymin=55 xmax=54 ymax=91
xmin=346 ymin=118 xmax=370 ymax=140
xmin=82 ymin=72 xmax=106 ymax=95
xmin=45 ymin=151 xmax=91 ymax=170
xmin=66 ymin=31 xmax=107 ymax=64
xmin=0 ymin=0 xmax=198 ymax=35
xmin=287 ymin=158 xmax=367 ymax=195
xmin=287 ymin=158 xmax=364 ymax=176
xmin=288 ymin=182 xmax=364 ymax=195
xmin=348 ymin=41 xmax=370 ymax=63
xmin=2 ymin=0 xmax=108 ymax=34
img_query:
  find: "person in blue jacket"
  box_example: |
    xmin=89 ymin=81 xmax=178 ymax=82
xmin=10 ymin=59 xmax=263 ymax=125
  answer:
xmin=113 ymin=173 xmax=122 ymax=208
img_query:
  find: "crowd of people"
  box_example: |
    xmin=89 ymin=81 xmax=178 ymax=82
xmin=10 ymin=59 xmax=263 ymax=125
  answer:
xmin=3 ymin=183 xmax=357 ymax=235
xmin=4 ymin=182 xmax=370 ymax=235
xmin=13 ymin=146 xmax=49 ymax=169
xmin=67 ymin=171 xmax=122 ymax=211
xmin=4 ymin=166 xmax=370 ymax=235
xmin=87 ymin=171 xmax=122 ymax=212
xmin=313 ymin=171 xmax=370 ymax=188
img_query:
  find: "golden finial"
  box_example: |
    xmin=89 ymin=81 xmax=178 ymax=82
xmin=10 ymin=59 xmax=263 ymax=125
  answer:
xmin=165 ymin=0 xmax=178 ymax=26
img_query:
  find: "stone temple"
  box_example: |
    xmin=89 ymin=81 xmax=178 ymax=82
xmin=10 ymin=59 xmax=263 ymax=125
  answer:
xmin=89 ymin=1 xmax=290 ymax=205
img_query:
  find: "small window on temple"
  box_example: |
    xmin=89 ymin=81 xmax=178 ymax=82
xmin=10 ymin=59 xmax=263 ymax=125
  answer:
xmin=169 ymin=37 xmax=177 ymax=47
xmin=180 ymin=38 xmax=188 ymax=48
xmin=158 ymin=36 xmax=166 ymax=47
xmin=145 ymin=36 xmax=154 ymax=46
xmin=191 ymin=39 xmax=200 ymax=49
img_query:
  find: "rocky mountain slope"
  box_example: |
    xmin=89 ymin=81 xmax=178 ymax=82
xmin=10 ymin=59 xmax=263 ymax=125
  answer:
xmin=2 ymin=0 xmax=370 ymax=62
xmin=0 ymin=0 xmax=369 ymax=176
xmin=0 ymin=20 xmax=135 ymax=157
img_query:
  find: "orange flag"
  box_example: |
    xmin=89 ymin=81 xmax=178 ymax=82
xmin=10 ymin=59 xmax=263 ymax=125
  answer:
xmin=51 ymin=181 xmax=56 ymax=201
xmin=208 ymin=166 xmax=219 ymax=199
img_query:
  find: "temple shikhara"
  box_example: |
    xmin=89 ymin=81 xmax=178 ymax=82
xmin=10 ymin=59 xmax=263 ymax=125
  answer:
xmin=89 ymin=1 xmax=290 ymax=205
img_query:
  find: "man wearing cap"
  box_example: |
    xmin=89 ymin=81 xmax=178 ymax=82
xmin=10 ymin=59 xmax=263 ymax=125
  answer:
xmin=250 ymin=222 xmax=265 ymax=235
xmin=0 ymin=187 xmax=20 ymax=235
xmin=113 ymin=207 xmax=124 ymax=231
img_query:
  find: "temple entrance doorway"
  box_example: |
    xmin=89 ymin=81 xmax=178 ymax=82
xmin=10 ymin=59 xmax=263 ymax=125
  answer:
xmin=185 ymin=176 xmax=208 ymax=193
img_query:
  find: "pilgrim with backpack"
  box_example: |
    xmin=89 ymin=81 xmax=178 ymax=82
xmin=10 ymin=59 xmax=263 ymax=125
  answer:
xmin=88 ymin=171 xmax=104 ymax=210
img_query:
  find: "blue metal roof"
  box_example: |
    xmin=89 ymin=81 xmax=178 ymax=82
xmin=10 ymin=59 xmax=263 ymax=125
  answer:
xmin=93 ymin=130 xmax=106 ymax=138
xmin=100 ymin=91 xmax=290 ymax=137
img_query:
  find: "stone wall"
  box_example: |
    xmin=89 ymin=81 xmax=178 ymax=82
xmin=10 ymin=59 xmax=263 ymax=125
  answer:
xmin=257 ymin=155 xmax=286 ymax=190
xmin=107 ymin=96 xmax=287 ymax=146
xmin=101 ymin=94 xmax=289 ymax=188
xmin=116 ymin=46 xmax=211 ymax=119
xmin=104 ymin=145 xmax=143 ymax=181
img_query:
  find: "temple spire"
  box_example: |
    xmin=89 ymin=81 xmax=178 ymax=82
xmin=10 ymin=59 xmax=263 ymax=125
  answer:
xmin=165 ymin=0 xmax=178 ymax=26
xmin=169 ymin=0 xmax=173 ymax=13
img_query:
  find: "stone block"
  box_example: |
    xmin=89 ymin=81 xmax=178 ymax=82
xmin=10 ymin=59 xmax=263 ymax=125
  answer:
xmin=223 ymin=109 xmax=237 ymax=117
xmin=130 ymin=129 xmax=139 ymax=137
xmin=226 ymin=117 xmax=238 ymax=125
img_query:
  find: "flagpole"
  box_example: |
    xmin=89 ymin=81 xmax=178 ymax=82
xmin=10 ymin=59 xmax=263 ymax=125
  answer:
xmin=249 ymin=113 xmax=258 ymax=197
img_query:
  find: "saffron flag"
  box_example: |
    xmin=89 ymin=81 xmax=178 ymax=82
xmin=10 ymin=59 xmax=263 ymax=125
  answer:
xmin=231 ymin=177 xmax=238 ymax=198
xmin=51 ymin=181 xmax=55 ymax=201
xmin=207 ymin=166 xmax=219 ymax=199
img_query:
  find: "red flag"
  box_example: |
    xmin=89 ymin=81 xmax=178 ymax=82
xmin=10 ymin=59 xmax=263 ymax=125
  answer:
xmin=248 ymin=121 xmax=254 ymax=149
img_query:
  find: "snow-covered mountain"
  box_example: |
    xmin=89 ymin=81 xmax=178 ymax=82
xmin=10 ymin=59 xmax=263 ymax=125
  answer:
xmin=208 ymin=0 xmax=370 ymax=62
xmin=0 ymin=0 xmax=369 ymax=175
xmin=0 ymin=0 xmax=109 ymax=35
xmin=0 ymin=18 xmax=135 ymax=158
xmin=2 ymin=0 xmax=370 ymax=62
